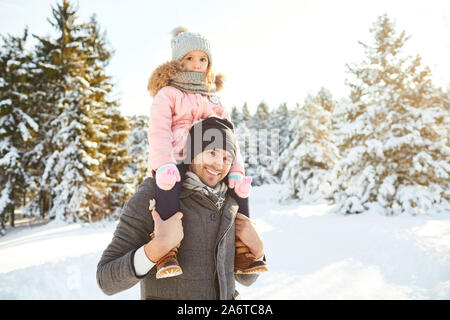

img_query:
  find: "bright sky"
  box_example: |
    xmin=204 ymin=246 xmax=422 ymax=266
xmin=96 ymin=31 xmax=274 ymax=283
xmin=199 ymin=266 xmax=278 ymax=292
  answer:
xmin=1 ymin=0 xmax=449 ymax=116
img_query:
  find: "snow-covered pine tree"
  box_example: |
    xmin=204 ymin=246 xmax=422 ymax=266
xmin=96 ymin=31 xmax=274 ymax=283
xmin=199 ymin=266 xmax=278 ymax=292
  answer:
xmin=25 ymin=0 xmax=84 ymax=220
xmin=24 ymin=0 xmax=121 ymax=221
xmin=280 ymin=88 xmax=339 ymax=202
xmin=231 ymin=103 xmax=263 ymax=184
xmin=0 ymin=29 xmax=39 ymax=227
xmin=269 ymin=102 xmax=292 ymax=179
xmin=124 ymin=115 xmax=149 ymax=192
xmin=333 ymin=14 xmax=450 ymax=215
xmin=243 ymin=101 xmax=278 ymax=185
xmin=241 ymin=102 xmax=252 ymax=123
xmin=234 ymin=120 xmax=252 ymax=177
xmin=445 ymin=84 xmax=450 ymax=142
xmin=81 ymin=15 xmax=132 ymax=220
xmin=24 ymin=32 xmax=65 ymax=218
xmin=230 ymin=105 xmax=242 ymax=126
xmin=248 ymin=101 xmax=270 ymax=129
xmin=97 ymin=105 xmax=132 ymax=219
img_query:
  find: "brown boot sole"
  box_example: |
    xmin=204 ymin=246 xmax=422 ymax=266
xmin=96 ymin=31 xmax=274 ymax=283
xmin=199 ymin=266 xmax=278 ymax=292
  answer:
xmin=234 ymin=265 xmax=268 ymax=275
xmin=156 ymin=266 xmax=183 ymax=279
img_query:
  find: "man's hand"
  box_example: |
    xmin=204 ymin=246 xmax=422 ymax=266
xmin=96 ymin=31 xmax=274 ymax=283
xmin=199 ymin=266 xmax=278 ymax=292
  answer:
xmin=144 ymin=209 xmax=184 ymax=263
xmin=235 ymin=213 xmax=264 ymax=259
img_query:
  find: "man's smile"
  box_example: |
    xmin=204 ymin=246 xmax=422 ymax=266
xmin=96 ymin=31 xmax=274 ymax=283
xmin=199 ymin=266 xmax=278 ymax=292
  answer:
xmin=205 ymin=167 xmax=221 ymax=176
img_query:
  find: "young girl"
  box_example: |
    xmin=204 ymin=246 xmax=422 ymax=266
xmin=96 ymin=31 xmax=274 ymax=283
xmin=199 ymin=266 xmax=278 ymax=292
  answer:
xmin=147 ymin=26 xmax=267 ymax=279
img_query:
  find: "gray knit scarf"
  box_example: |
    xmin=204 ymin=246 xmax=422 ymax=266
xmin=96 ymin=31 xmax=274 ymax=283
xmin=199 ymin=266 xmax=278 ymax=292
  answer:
xmin=183 ymin=171 xmax=228 ymax=210
xmin=170 ymin=72 xmax=216 ymax=96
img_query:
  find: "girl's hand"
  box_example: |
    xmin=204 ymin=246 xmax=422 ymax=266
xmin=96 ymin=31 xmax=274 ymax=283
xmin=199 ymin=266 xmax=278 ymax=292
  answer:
xmin=235 ymin=213 xmax=264 ymax=259
xmin=228 ymin=171 xmax=244 ymax=189
xmin=234 ymin=176 xmax=252 ymax=198
xmin=155 ymin=163 xmax=181 ymax=190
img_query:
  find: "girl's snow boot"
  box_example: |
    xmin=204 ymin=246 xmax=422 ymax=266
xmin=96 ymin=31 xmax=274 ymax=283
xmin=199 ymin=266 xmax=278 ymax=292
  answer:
xmin=234 ymin=237 xmax=268 ymax=274
xmin=150 ymin=233 xmax=183 ymax=279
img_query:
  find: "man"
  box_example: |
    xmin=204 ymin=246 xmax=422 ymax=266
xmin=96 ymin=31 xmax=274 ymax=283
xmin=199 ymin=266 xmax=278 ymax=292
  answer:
xmin=96 ymin=117 xmax=267 ymax=299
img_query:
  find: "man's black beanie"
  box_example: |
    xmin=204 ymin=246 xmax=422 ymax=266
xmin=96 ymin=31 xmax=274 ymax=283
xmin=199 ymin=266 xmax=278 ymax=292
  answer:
xmin=184 ymin=117 xmax=237 ymax=164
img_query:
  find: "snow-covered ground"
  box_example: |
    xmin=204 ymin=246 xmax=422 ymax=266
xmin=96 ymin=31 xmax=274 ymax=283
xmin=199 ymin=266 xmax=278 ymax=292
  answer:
xmin=1 ymin=184 xmax=449 ymax=300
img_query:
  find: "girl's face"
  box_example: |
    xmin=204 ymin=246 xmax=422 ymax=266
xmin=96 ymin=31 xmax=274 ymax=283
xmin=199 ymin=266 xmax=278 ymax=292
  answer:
xmin=181 ymin=50 xmax=209 ymax=73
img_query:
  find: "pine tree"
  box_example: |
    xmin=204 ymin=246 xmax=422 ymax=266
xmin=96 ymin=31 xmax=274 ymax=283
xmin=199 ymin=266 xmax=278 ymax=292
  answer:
xmin=23 ymin=32 xmax=61 ymax=217
xmin=235 ymin=121 xmax=253 ymax=175
xmin=32 ymin=0 xmax=90 ymax=220
xmin=333 ymin=14 xmax=450 ymax=215
xmin=249 ymin=101 xmax=270 ymax=129
xmin=23 ymin=1 xmax=79 ymax=218
xmin=81 ymin=15 xmax=132 ymax=220
xmin=0 ymin=29 xmax=39 ymax=226
xmin=239 ymin=101 xmax=281 ymax=185
xmin=280 ymin=89 xmax=339 ymax=202
xmin=23 ymin=0 xmax=127 ymax=221
xmin=125 ymin=115 xmax=149 ymax=192
xmin=98 ymin=107 xmax=132 ymax=219
xmin=241 ymin=102 xmax=252 ymax=123
xmin=269 ymin=102 xmax=292 ymax=178
xmin=230 ymin=105 xmax=242 ymax=126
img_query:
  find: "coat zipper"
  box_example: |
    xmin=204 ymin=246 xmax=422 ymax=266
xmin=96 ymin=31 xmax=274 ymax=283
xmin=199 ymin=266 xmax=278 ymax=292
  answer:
xmin=194 ymin=192 xmax=234 ymax=299
xmin=214 ymin=205 xmax=235 ymax=300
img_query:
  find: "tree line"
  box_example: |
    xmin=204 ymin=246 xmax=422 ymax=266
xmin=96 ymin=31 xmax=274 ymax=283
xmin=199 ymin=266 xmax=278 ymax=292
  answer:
xmin=0 ymin=0 xmax=148 ymax=226
xmin=1 ymin=0 xmax=448 ymax=232
xmin=231 ymin=15 xmax=449 ymax=215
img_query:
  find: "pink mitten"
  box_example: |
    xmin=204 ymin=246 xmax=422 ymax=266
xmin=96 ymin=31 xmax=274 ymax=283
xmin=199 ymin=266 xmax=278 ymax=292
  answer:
xmin=228 ymin=171 xmax=244 ymax=189
xmin=155 ymin=164 xmax=181 ymax=190
xmin=234 ymin=176 xmax=252 ymax=198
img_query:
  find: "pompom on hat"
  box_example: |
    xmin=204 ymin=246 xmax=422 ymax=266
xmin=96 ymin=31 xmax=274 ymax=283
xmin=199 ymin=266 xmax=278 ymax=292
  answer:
xmin=171 ymin=26 xmax=213 ymax=65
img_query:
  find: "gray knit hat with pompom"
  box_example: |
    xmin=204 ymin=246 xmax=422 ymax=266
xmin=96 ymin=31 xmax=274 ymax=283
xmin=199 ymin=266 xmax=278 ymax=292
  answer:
xmin=171 ymin=26 xmax=213 ymax=65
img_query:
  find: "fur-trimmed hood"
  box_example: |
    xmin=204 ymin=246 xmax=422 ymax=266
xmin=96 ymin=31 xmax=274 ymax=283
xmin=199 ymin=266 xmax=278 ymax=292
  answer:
xmin=147 ymin=60 xmax=225 ymax=97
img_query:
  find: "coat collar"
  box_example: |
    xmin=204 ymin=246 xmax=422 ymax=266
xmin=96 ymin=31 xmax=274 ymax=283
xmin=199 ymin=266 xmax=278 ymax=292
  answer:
xmin=147 ymin=60 xmax=225 ymax=97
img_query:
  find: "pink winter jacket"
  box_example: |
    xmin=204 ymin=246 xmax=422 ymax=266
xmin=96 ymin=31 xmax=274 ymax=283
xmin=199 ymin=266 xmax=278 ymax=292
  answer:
xmin=147 ymin=85 xmax=244 ymax=175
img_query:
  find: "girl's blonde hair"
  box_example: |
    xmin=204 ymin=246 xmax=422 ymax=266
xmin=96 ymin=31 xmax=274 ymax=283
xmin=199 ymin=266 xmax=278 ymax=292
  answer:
xmin=205 ymin=63 xmax=215 ymax=86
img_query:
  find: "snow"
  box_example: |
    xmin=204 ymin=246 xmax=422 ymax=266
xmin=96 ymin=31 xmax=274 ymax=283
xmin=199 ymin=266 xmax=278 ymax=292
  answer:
xmin=37 ymin=62 xmax=59 ymax=71
xmin=1 ymin=183 xmax=449 ymax=300
xmin=76 ymin=76 xmax=90 ymax=88
xmin=6 ymin=60 xmax=20 ymax=68
xmin=0 ymin=98 xmax=12 ymax=107
xmin=0 ymin=181 xmax=12 ymax=214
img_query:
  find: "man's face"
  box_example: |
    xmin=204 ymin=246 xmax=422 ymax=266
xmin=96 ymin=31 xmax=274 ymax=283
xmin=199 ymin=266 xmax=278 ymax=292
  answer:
xmin=189 ymin=148 xmax=233 ymax=187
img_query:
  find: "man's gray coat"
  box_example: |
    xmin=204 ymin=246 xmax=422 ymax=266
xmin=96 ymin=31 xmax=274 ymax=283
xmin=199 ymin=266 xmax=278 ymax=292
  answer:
xmin=96 ymin=177 xmax=259 ymax=300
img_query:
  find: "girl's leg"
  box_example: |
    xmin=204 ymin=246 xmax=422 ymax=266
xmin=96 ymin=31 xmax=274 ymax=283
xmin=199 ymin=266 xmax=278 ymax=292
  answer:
xmin=228 ymin=188 xmax=250 ymax=217
xmin=155 ymin=164 xmax=187 ymax=221
xmin=153 ymin=163 xmax=187 ymax=279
